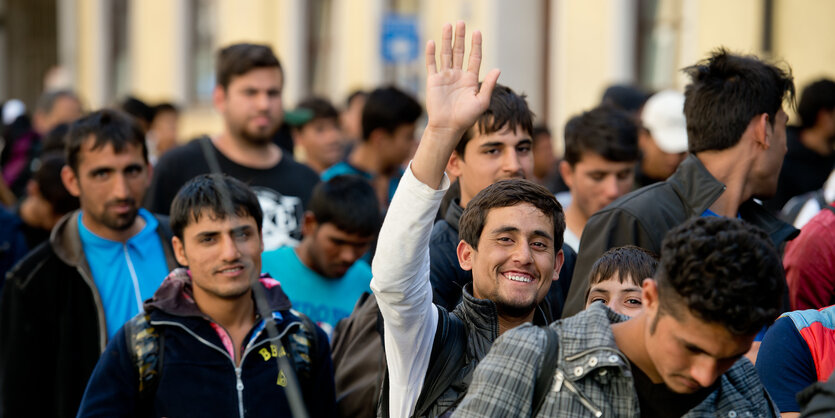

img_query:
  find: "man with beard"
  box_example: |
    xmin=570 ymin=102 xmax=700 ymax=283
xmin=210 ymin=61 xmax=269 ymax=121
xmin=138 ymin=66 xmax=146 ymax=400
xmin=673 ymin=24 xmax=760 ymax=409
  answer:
xmin=0 ymin=109 xmax=178 ymax=418
xmin=145 ymin=43 xmax=319 ymax=251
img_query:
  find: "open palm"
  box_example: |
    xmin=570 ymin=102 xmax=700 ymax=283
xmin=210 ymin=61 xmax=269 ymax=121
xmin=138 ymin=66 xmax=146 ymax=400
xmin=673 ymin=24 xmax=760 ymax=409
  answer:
xmin=425 ymin=22 xmax=500 ymax=136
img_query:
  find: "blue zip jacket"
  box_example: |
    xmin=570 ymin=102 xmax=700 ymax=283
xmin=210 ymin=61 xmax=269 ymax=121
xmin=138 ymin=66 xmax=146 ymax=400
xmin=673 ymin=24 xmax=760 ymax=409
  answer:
xmin=77 ymin=268 xmax=336 ymax=417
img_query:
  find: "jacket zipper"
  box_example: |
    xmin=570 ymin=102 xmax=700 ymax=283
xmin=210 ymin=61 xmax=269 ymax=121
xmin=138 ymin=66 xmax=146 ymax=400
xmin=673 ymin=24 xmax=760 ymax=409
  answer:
xmin=557 ymin=369 xmax=604 ymax=417
xmin=152 ymin=319 xmax=301 ymax=418
xmin=122 ymin=245 xmax=145 ymax=313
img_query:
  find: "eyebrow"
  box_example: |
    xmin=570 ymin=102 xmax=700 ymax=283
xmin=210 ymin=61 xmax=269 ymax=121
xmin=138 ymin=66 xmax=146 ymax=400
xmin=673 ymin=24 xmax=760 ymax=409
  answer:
xmin=491 ymin=226 xmax=553 ymax=241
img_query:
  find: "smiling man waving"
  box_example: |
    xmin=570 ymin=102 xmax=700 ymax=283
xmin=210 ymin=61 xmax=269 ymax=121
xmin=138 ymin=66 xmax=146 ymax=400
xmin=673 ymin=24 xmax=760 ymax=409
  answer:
xmin=371 ymin=22 xmax=565 ymax=417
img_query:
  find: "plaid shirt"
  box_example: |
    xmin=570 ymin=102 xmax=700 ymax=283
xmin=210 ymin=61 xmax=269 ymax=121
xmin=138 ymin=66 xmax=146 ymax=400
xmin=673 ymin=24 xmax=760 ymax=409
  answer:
xmin=453 ymin=303 xmax=779 ymax=417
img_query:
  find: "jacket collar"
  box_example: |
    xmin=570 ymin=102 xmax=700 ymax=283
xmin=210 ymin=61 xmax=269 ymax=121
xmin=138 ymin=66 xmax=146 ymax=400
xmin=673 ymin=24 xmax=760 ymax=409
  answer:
xmin=454 ymin=282 xmax=551 ymax=344
xmin=443 ymin=198 xmax=464 ymax=231
xmin=145 ymin=268 xmax=293 ymax=318
xmin=557 ymin=302 xmax=631 ymax=379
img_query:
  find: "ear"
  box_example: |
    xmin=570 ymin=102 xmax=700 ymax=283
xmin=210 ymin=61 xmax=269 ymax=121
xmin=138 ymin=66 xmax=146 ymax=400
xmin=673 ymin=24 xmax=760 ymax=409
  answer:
xmin=456 ymin=240 xmax=475 ymax=272
xmin=552 ymin=248 xmax=565 ymax=280
xmin=172 ymin=236 xmax=189 ymax=266
xmin=752 ymin=113 xmax=770 ymax=149
xmin=367 ymin=128 xmax=389 ymax=146
xmin=559 ymin=160 xmax=574 ymax=189
xmin=61 ymin=165 xmax=81 ymax=198
xmin=301 ymin=212 xmax=318 ymax=237
xmin=212 ymin=86 xmax=227 ymax=113
xmin=641 ymin=278 xmax=659 ymax=314
xmin=447 ymin=151 xmax=464 ymax=178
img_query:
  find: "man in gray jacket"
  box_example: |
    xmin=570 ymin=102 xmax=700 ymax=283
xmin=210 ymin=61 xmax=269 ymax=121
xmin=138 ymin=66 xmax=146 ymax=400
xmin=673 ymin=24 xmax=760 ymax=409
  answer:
xmin=454 ymin=216 xmax=782 ymax=417
xmin=562 ymin=49 xmax=797 ymax=318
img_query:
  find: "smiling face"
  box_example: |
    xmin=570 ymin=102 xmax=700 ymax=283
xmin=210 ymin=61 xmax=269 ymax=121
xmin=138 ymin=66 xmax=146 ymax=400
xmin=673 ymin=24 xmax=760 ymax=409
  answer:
xmin=172 ymin=212 xmax=264 ymax=302
xmin=458 ymin=203 xmax=562 ymax=319
xmin=62 ymin=138 xmax=151 ymax=240
xmin=215 ymin=67 xmax=283 ymax=145
xmin=586 ymin=272 xmax=644 ymax=317
xmin=450 ymin=126 xmax=534 ymax=208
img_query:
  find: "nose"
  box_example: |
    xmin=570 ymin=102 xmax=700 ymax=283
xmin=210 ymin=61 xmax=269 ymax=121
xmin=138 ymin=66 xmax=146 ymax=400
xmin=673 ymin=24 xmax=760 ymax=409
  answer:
xmin=111 ymin=173 xmax=130 ymax=199
xmin=338 ymin=245 xmax=358 ymax=264
xmin=689 ymin=357 xmax=721 ymax=389
xmin=511 ymin=241 xmax=534 ymax=265
xmin=602 ymin=175 xmax=620 ymax=200
xmin=501 ymin=149 xmax=523 ymax=176
xmin=220 ymin=236 xmax=242 ymax=261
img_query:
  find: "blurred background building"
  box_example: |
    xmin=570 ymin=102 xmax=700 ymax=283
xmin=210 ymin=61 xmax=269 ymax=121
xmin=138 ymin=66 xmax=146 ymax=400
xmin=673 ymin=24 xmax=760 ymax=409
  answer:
xmin=1 ymin=0 xmax=833 ymax=152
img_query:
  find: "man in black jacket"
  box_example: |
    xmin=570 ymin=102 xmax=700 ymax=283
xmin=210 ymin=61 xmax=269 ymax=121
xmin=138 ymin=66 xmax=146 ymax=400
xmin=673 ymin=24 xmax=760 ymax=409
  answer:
xmin=562 ymin=49 xmax=798 ymax=318
xmin=0 ymin=110 xmax=178 ymax=418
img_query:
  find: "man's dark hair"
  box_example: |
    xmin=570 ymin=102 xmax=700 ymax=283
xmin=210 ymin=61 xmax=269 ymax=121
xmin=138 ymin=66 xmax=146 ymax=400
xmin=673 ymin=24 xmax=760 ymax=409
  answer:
xmin=35 ymin=89 xmax=79 ymax=114
xmin=589 ymin=245 xmax=658 ymax=287
xmin=151 ymin=102 xmax=179 ymax=121
xmin=121 ymin=96 xmax=154 ymax=127
xmin=797 ymin=78 xmax=835 ymax=129
xmin=41 ymin=123 xmax=70 ymax=154
xmin=345 ymin=89 xmax=367 ymax=107
xmin=454 ymin=84 xmax=534 ymax=158
xmin=216 ymin=43 xmax=282 ymax=90
xmin=532 ymin=125 xmax=551 ymax=144
xmin=170 ymin=173 xmax=263 ymax=241
xmin=34 ymin=152 xmax=79 ymax=214
xmin=308 ymin=175 xmax=381 ymax=237
xmin=459 ymin=179 xmax=564 ymax=251
xmin=563 ymin=105 xmax=640 ymax=166
xmin=683 ymin=48 xmax=795 ymax=153
xmin=295 ymin=97 xmax=339 ymax=129
xmin=361 ymin=86 xmax=422 ymax=140
xmin=65 ymin=109 xmax=148 ymax=172
xmin=653 ymin=217 xmax=784 ymax=336
xmin=601 ymin=84 xmax=650 ymax=113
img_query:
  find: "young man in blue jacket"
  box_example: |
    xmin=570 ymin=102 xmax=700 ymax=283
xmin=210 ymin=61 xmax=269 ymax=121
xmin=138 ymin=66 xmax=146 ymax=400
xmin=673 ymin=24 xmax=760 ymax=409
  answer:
xmin=77 ymin=173 xmax=335 ymax=417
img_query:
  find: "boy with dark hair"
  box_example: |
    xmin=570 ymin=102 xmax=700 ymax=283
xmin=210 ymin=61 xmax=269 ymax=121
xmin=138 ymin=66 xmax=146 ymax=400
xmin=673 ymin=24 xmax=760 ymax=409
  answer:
xmin=563 ymin=49 xmax=798 ymax=318
xmin=0 ymin=109 xmax=177 ymax=418
xmin=291 ymin=96 xmax=344 ymax=174
xmin=585 ymin=245 xmax=657 ymax=317
xmin=454 ymin=216 xmax=783 ymax=417
xmin=372 ymin=22 xmax=565 ymax=416
xmin=77 ymin=173 xmax=336 ymax=417
xmin=147 ymin=102 xmax=179 ymax=163
xmin=322 ymin=85 xmax=422 ymax=208
xmin=262 ymin=175 xmax=381 ymax=336
xmin=558 ymin=105 xmax=639 ymax=251
xmin=146 ymin=43 xmax=319 ymax=251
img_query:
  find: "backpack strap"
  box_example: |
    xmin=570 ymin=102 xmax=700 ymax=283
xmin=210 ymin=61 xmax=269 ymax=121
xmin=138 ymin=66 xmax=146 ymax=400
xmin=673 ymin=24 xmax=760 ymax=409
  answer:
xmin=411 ymin=306 xmax=468 ymax=417
xmin=531 ymin=326 xmax=560 ymax=416
xmin=284 ymin=310 xmax=319 ymax=386
xmin=125 ymin=313 xmax=164 ymax=414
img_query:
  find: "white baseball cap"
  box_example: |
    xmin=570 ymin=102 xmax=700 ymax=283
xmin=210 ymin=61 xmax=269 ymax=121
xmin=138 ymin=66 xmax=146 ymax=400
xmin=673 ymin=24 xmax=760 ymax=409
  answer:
xmin=641 ymin=90 xmax=688 ymax=154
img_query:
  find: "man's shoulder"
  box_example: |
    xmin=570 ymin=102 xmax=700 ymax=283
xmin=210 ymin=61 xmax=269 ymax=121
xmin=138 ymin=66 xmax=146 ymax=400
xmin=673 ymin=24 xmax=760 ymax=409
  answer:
xmin=689 ymin=358 xmax=777 ymax=416
xmin=429 ymin=219 xmax=457 ymax=244
xmin=5 ymin=240 xmax=66 ymax=287
xmin=322 ymin=161 xmax=366 ymax=181
xmin=153 ymin=137 xmax=211 ymax=176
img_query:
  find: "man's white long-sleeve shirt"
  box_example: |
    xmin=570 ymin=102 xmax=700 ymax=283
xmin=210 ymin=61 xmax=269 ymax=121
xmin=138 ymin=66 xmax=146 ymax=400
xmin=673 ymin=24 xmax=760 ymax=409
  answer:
xmin=371 ymin=164 xmax=449 ymax=418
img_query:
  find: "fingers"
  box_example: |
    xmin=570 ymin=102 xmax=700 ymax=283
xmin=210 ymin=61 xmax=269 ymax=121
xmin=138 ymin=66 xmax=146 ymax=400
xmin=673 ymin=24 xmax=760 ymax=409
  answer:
xmin=440 ymin=23 xmax=453 ymax=70
xmin=477 ymin=69 xmax=502 ymax=103
xmin=452 ymin=21 xmax=466 ymax=70
xmin=466 ymin=30 xmax=483 ymax=77
xmin=425 ymin=40 xmax=437 ymax=75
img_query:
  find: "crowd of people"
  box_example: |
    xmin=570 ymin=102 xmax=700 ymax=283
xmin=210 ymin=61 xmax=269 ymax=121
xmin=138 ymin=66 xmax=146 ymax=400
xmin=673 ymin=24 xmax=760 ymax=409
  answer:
xmin=0 ymin=21 xmax=834 ymax=417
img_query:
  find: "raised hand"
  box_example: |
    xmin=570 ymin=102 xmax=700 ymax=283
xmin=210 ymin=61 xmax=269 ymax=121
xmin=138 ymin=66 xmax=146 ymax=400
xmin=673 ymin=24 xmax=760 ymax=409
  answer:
xmin=425 ymin=22 xmax=500 ymax=138
xmin=412 ymin=22 xmax=500 ymax=189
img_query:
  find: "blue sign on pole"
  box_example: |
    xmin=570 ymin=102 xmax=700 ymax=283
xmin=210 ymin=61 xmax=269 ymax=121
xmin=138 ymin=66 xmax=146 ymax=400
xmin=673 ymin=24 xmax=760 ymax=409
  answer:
xmin=381 ymin=14 xmax=420 ymax=64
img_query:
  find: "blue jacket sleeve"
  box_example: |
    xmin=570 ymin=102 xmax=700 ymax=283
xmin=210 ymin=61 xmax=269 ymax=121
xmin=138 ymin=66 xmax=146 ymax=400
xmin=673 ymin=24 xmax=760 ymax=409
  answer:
xmin=76 ymin=325 xmax=139 ymax=418
xmin=756 ymin=316 xmax=817 ymax=413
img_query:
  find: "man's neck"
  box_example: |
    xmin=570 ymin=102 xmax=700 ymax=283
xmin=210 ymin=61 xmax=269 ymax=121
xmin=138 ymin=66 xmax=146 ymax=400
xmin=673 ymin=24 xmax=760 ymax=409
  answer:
xmin=293 ymin=242 xmax=317 ymax=273
xmin=696 ymin=150 xmax=754 ymax=217
xmin=193 ymin=287 xmax=257 ymax=363
xmin=564 ymin=204 xmax=588 ymax=240
xmin=800 ymin=127 xmax=834 ymax=157
xmin=497 ymin=311 xmax=535 ymax=335
xmin=347 ymin=143 xmax=383 ymax=175
xmin=82 ymin=211 xmax=146 ymax=242
xmin=213 ymin=132 xmax=281 ymax=169
xmin=611 ymin=314 xmax=663 ymax=383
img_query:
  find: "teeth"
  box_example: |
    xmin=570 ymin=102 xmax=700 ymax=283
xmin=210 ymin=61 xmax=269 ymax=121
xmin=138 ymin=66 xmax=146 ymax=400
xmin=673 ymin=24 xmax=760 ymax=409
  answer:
xmin=220 ymin=267 xmax=243 ymax=273
xmin=506 ymin=274 xmax=532 ymax=283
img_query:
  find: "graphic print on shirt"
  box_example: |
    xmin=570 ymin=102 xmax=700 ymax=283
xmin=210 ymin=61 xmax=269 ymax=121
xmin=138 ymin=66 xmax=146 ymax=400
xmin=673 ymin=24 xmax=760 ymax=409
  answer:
xmin=254 ymin=186 xmax=304 ymax=251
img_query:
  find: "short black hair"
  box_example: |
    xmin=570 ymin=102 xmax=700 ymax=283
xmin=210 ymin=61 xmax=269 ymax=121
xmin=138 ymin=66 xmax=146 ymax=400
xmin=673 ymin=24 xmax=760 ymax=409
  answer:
xmin=797 ymin=79 xmax=835 ymax=129
xmin=654 ymin=217 xmax=784 ymax=336
xmin=121 ymin=96 xmax=154 ymax=127
xmin=309 ymin=175 xmax=381 ymax=237
xmin=216 ymin=43 xmax=282 ymax=90
xmin=65 ymin=109 xmax=148 ymax=172
xmin=589 ymin=245 xmax=658 ymax=287
xmin=170 ymin=173 xmax=263 ymax=241
xmin=34 ymin=152 xmax=79 ymax=215
xmin=295 ymin=97 xmax=339 ymax=129
xmin=455 ymin=84 xmax=534 ymax=158
xmin=151 ymin=102 xmax=179 ymax=121
xmin=459 ymin=179 xmax=565 ymax=251
xmin=683 ymin=48 xmax=795 ymax=153
xmin=600 ymin=84 xmax=650 ymax=113
xmin=563 ymin=105 xmax=640 ymax=166
xmin=41 ymin=123 xmax=70 ymax=154
xmin=361 ymin=86 xmax=422 ymax=140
